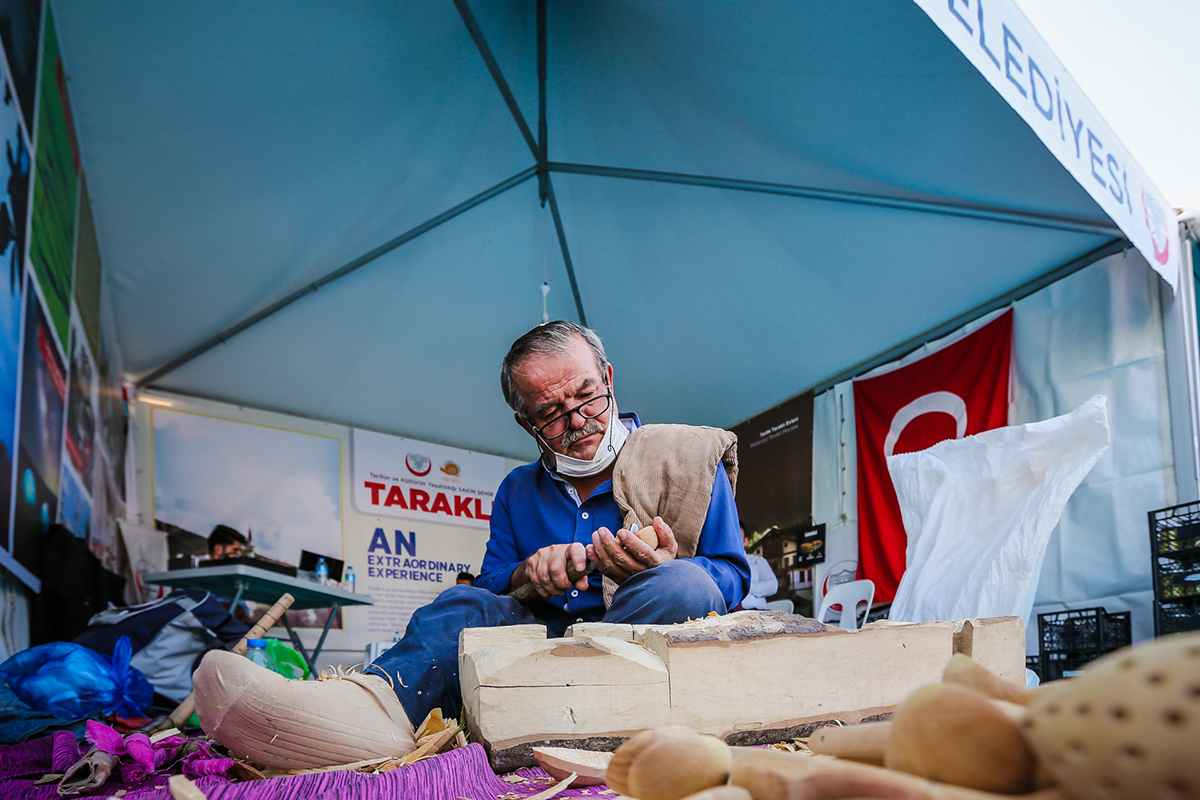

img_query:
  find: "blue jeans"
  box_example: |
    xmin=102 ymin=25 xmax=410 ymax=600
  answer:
xmin=366 ymin=559 xmax=725 ymax=724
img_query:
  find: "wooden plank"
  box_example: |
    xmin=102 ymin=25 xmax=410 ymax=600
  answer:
xmin=565 ymin=622 xmax=636 ymax=640
xmin=953 ymin=617 xmax=1025 ymax=685
xmin=458 ymin=624 xmax=547 ymax=657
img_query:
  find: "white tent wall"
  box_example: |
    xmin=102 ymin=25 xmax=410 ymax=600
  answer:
xmin=812 ymin=249 xmax=1176 ymax=652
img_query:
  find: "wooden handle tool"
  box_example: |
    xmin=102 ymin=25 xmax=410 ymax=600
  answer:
xmin=510 ymin=562 xmax=593 ymax=606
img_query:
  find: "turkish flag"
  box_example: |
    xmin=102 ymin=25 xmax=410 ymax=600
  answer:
xmin=853 ymin=309 xmax=1012 ymax=603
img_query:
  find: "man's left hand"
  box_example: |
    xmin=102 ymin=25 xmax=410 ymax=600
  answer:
xmin=586 ymin=516 xmax=677 ymax=583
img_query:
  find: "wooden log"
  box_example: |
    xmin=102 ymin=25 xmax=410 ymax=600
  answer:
xmin=952 ymin=617 xmax=1026 ymax=685
xmin=638 ymin=612 xmax=956 ymax=741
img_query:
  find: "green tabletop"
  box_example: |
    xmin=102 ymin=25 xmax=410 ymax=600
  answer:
xmin=143 ymin=564 xmax=373 ymax=609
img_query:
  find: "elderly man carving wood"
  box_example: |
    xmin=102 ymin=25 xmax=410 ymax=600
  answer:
xmin=193 ymin=321 xmax=749 ymax=769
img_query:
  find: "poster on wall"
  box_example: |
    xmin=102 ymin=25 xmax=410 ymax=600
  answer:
xmin=72 ymin=176 xmax=101 ymax=355
xmin=152 ymin=408 xmax=344 ymax=628
xmin=351 ymin=428 xmax=505 ymax=529
xmin=0 ymin=0 xmax=40 ymax=136
xmin=0 ymin=61 xmax=29 ymax=557
xmin=349 ymin=428 xmax=503 ymax=637
xmin=27 ymin=4 xmax=78 ymax=350
xmin=63 ymin=317 xmax=96 ymax=492
xmin=11 ymin=283 xmax=64 ymax=582
xmin=58 ymin=462 xmax=89 ymax=538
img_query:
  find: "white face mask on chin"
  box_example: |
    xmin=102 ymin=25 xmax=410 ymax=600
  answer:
xmin=547 ymin=410 xmax=629 ymax=478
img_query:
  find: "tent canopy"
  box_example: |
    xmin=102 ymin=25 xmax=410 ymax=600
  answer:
xmin=55 ymin=0 xmax=1146 ymax=460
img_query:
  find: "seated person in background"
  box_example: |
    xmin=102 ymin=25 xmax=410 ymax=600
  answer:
xmin=207 ymin=525 xmax=247 ymax=559
xmin=207 ymin=525 xmax=251 ymax=623
xmin=455 ymin=571 xmax=475 ymax=586
xmin=193 ymin=320 xmax=750 ymax=769
xmin=739 ymin=525 xmax=780 ymax=610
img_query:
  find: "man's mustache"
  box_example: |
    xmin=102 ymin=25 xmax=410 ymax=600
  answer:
xmin=560 ymin=418 xmax=606 ymax=449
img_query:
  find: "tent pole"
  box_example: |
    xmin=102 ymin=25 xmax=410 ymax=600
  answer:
xmin=537 ymin=0 xmax=548 ymax=205
xmin=453 ymin=0 xmax=540 ymax=162
xmin=544 ymin=175 xmax=587 ymax=326
xmin=135 ymin=167 xmax=538 ymax=388
xmin=547 ymin=162 xmax=1122 ymax=238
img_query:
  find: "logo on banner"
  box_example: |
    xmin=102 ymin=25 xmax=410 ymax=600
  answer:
xmin=853 ymin=310 xmax=1012 ymax=604
xmin=405 ymin=453 xmax=432 ymax=476
xmin=1142 ymin=190 xmax=1171 ymax=266
xmin=353 ymin=428 xmax=506 ymax=530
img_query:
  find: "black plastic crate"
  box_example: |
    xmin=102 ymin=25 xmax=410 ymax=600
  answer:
xmin=1037 ymin=607 xmax=1131 ymax=681
xmin=1149 ymin=502 xmax=1200 ymax=635
xmin=1157 ymin=601 xmax=1200 ymax=635
xmin=1150 ymin=501 xmax=1200 ymax=558
xmin=1025 ymin=655 xmax=1041 ymax=682
xmin=1157 ymin=555 xmax=1200 ymax=601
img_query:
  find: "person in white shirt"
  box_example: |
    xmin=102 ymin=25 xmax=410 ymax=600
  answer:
xmin=740 ymin=526 xmax=779 ymax=609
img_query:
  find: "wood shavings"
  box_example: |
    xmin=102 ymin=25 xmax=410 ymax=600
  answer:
xmin=521 ymin=773 xmax=577 ymax=800
xmin=502 ymin=775 xmax=529 ymax=783
xmin=168 ymin=775 xmax=206 ymax=800
xmin=149 ymin=727 xmax=183 ymax=743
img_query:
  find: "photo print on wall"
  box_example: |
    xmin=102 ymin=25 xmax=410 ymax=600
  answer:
xmin=0 ymin=54 xmax=30 ymax=556
xmin=0 ymin=0 xmax=41 ymax=136
xmin=12 ymin=280 xmax=64 ymax=580
xmin=27 ymin=3 xmax=78 ymax=350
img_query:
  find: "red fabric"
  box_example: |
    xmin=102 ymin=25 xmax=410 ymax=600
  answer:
xmin=853 ymin=310 xmax=1012 ymax=603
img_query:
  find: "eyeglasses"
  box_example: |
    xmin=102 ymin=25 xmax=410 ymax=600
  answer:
xmin=531 ymin=391 xmax=613 ymax=441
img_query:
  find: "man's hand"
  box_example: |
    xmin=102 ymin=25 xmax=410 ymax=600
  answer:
xmin=586 ymin=516 xmax=677 ymax=584
xmin=512 ymin=542 xmax=590 ymax=598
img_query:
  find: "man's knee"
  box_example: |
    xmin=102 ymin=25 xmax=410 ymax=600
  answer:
xmin=624 ymin=559 xmax=725 ymax=611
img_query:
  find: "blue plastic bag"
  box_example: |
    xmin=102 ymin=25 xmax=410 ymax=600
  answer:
xmin=0 ymin=636 xmax=153 ymax=719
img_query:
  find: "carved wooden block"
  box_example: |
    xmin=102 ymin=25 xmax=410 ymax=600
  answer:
xmin=460 ymin=635 xmax=670 ymax=767
xmin=461 ymin=611 xmax=1018 ymax=769
xmin=952 ymin=616 xmax=1026 ymax=685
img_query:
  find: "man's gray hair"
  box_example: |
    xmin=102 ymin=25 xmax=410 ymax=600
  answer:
xmin=501 ymin=321 xmax=609 ymax=417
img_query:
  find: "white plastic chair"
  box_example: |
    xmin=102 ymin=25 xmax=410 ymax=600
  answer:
xmin=764 ymin=598 xmax=794 ymax=613
xmin=817 ymin=580 xmax=875 ymax=631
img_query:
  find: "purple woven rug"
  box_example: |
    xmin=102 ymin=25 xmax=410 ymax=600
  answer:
xmin=1 ymin=735 xmax=615 ymax=800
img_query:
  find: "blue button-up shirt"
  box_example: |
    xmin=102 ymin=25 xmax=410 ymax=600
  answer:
xmin=476 ymin=414 xmax=750 ymax=631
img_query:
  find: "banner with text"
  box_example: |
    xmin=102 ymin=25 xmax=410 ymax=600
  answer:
xmin=351 ymin=428 xmax=506 ymax=530
xmin=912 ymin=0 xmax=1180 ymax=291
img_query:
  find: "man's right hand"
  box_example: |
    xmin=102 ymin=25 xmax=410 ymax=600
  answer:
xmin=512 ymin=542 xmax=590 ymax=598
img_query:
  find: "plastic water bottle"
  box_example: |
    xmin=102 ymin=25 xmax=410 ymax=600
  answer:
xmin=343 ymin=565 xmax=356 ymax=592
xmin=245 ymin=639 xmax=276 ymax=672
xmin=315 ymin=557 xmax=329 ymax=585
